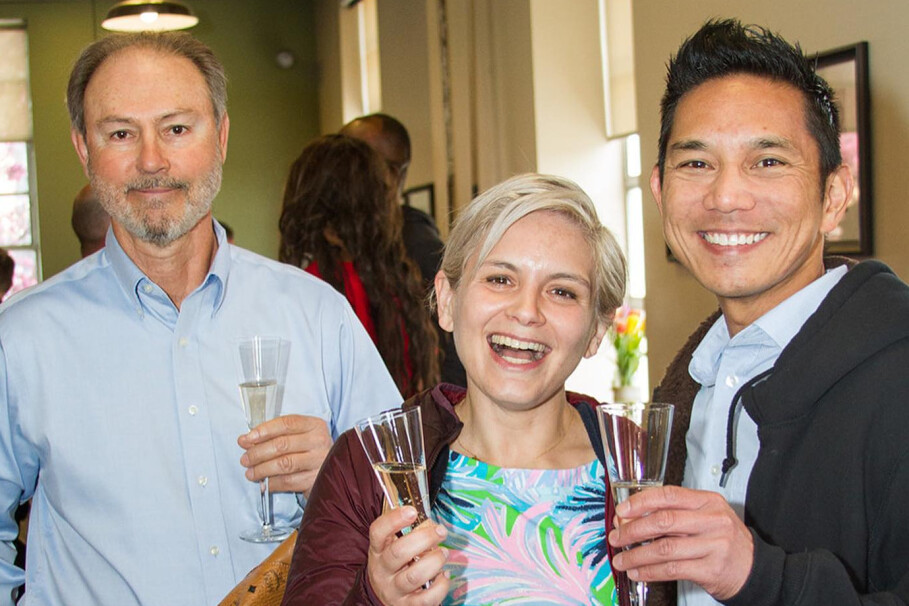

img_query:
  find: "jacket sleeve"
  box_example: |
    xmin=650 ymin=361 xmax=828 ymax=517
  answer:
xmin=281 ymin=430 xmax=386 ymax=606
xmin=723 ymin=531 xmax=909 ymax=606
xmin=724 ymin=449 xmax=909 ymax=606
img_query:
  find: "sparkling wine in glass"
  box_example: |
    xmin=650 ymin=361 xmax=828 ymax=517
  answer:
xmin=236 ymin=336 xmax=294 ymax=543
xmin=356 ymin=407 xmax=431 ymax=532
xmin=597 ymin=402 xmax=674 ymax=606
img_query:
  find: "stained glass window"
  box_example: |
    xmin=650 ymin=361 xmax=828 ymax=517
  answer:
xmin=0 ymin=23 xmax=39 ymax=299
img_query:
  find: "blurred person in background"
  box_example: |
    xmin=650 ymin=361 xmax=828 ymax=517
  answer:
xmin=342 ymin=113 xmax=466 ymax=386
xmin=71 ymin=184 xmax=111 ymax=257
xmin=279 ymin=134 xmax=439 ymax=398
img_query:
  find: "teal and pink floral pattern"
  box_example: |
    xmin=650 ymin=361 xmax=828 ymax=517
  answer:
xmin=435 ymin=451 xmax=617 ymax=605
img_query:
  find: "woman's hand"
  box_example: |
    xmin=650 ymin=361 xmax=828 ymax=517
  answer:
xmin=367 ymin=506 xmax=450 ymax=605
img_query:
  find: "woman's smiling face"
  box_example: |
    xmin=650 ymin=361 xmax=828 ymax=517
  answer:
xmin=436 ymin=210 xmax=607 ymax=412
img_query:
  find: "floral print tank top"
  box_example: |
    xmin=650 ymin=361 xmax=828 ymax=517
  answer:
xmin=434 ymin=450 xmax=618 ymax=605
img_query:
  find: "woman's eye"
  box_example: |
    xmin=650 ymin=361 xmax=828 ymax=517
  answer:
xmin=485 ymin=275 xmax=509 ymax=285
xmin=552 ymin=288 xmax=577 ymax=300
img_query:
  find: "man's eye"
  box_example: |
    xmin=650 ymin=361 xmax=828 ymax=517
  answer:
xmin=680 ymin=160 xmax=708 ymax=169
xmin=111 ymin=130 xmax=129 ymax=140
xmin=757 ymin=158 xmax=784 ymax=168
xmin=170 ymin=125 xmax=188 ymax=135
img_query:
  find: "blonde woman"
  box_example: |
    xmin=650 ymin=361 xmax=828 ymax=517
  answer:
xmin=283 ymin=174 xmax=628 ymax=606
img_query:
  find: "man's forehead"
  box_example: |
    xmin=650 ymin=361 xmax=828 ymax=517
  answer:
xmin=83 ymin=47 xmax=212 ymax=118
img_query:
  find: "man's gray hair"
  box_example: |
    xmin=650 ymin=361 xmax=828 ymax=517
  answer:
xmin=66 ymin=31 xmax=228 ymax=135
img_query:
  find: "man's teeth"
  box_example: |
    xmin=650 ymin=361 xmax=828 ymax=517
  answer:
xmin=702 ymin=232 xmax=768 ymax=246
xmin=489 ymin=334 xmax=546 ymax=364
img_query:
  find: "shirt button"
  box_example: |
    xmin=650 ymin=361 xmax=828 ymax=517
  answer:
xmin=711 ymin=465 xmax=721 ymax=476
xmin=724 ymin=375 xmax=739 ymax=388
xmin=188 ymin=405 xmax=198 ymax=416
xmin=210 ymin=546 xmax=219 ymax=557
xmin=142 ymin=283 xmax=154 ymax=294
xmin=198 ymin=476 xmax=208 ymax=487
xmin=178 ymin=337 xmax=189 ymax=347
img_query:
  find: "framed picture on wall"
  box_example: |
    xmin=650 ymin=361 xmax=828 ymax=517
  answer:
xmin=814 ymin=41 xmax=873 ymax=256
xmin=404 ymin=184 xmax=435 ymax=217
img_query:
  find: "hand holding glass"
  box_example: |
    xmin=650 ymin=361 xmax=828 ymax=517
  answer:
xmin=236 ymin=336 xmax=294 ymax=543
xmin=355 ymin=407 xmax=431 ymax=531
xmin=597 ymin=402 xmax=674 ymax=606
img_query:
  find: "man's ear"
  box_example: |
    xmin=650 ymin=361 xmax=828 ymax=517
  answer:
xmin=71 ymin=129 xmax=90 ymax=178
xmin=650 ymin=164 xmax=664 ymax=217
xmin=820 ymin=164 xmax=854 ymax=235
xmin=434 ymin=270 xmax=455 ymax=334
xmin=218 ymin=113 xmax=230 ymax=162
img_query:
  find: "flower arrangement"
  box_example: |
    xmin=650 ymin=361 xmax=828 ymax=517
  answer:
xmin=611 ymin=305 xmax=646 ymax=387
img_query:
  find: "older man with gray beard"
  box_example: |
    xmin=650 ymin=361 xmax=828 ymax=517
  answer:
xmin=0 ymin=32 xmax=401 ymax=605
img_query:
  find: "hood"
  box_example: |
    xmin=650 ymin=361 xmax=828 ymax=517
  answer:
xmin=745 ymin=260 xmax=909 ymax=426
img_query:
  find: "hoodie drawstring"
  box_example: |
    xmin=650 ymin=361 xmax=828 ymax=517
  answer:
xmin=719 ymin=367 xmax=775 ymax=488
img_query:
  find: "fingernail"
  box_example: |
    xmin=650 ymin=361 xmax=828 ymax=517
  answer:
xmin=627 ymin=568 xmax=639 ymax=580
xmin=239 ymin=454 xmax=249 ymax=466
xmin=245 ymin=469 xmax=254 ymax=480
xmin=613 ymin=553 xmax=624 ymax=568
xmin=403 ymin=507 xmax=417 ymax=520
xmin=247 ymin=429 xmax=259 ymax=441
xmin=616 ymin=501 xmax=630 ymax=516
xmin=435 ymin=525 xmax=447 ymax=538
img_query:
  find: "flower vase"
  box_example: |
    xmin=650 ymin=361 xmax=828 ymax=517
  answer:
xmin=612 ymin=385 xmax=641 ymax=403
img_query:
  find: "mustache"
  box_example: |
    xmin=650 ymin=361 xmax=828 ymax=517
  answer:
xmin=126 ymin=177 xmax=189 ymax=192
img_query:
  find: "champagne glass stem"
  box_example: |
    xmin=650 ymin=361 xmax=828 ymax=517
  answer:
xmin=260 ymin=477 xmax=273 ymax=531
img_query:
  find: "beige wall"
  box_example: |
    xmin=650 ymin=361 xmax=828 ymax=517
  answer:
xmin=0 ymin=0 xmax=319 ymax=278
xmin=633 ymin=0 xmax=909 ymax=384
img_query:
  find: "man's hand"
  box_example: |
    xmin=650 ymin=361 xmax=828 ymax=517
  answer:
xmin=608 ymin=485 xmax=754 ymax=600
xmin=367 ymin=506 xmax=450 ymax=606
xmin=238 ymin=414 xmax=332 ymax=497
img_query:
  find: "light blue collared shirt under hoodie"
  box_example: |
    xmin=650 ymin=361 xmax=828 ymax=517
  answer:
xmin=678 ymin=265 xmax=847 ymax=606
xmin=0 ymin=221 xmax=401 ymax=605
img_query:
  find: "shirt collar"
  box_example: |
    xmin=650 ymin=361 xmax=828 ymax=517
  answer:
xmin=105 ymin=218 xmax=230 ymax=317
xmin=689 ymin=265 xmax=847 ymax=386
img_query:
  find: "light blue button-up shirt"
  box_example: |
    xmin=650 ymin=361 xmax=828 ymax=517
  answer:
xmin=0 ymin=221 xmax=402 ymax=605
xmin=678 ymin=265 xmax=846 ymax=606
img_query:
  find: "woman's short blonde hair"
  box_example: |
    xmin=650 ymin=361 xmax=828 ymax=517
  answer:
xmin=436 ymin=173 xmax=626 ymax=321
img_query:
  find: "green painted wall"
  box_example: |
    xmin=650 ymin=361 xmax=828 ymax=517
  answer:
xmin=0 ymin=0 xmax=319 ymax=278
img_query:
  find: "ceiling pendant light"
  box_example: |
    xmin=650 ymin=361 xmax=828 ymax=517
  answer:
xmin=102 ymin=1 xmax=199 ymax=33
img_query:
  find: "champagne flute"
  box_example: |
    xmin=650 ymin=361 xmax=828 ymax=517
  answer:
xmin=236 ymin=336 xmax=294 ymax=543
xmin=597 ymin=402 xmax=674 ymax=606
xmin=355 ymin=407 xmax=431 ymax=531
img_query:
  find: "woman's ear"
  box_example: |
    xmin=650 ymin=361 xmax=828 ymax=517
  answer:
xmin=584 ymin=316 xmax=610 ymax=359
xmin=434 ymin=270 xmax=455 ymax=333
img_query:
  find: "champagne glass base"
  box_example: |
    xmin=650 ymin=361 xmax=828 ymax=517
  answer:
xmin=628 ymin=578 xmax=649 ymax=606
xmin=240 ymin=524 xmax=294 ymax=543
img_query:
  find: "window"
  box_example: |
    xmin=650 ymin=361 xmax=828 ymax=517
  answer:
xmin=0 ymin=22 xmax=40 ymax=299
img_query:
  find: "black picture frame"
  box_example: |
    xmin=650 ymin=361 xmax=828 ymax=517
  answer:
xmin=403 ymin=183 xmax=435 ymax=217
xmin=814 ymin=41 xmax=873 ymax=256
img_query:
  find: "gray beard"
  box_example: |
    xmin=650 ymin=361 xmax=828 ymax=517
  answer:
xmin=89 ymin=161 xmax=222 ymax=248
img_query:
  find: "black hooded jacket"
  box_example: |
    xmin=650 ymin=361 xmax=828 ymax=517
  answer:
xmin=653 ymin=259 xmax=909 ymax=606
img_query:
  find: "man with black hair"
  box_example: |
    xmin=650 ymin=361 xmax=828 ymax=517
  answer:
xmin=608 ymin=19 xmax=909 ymax=606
